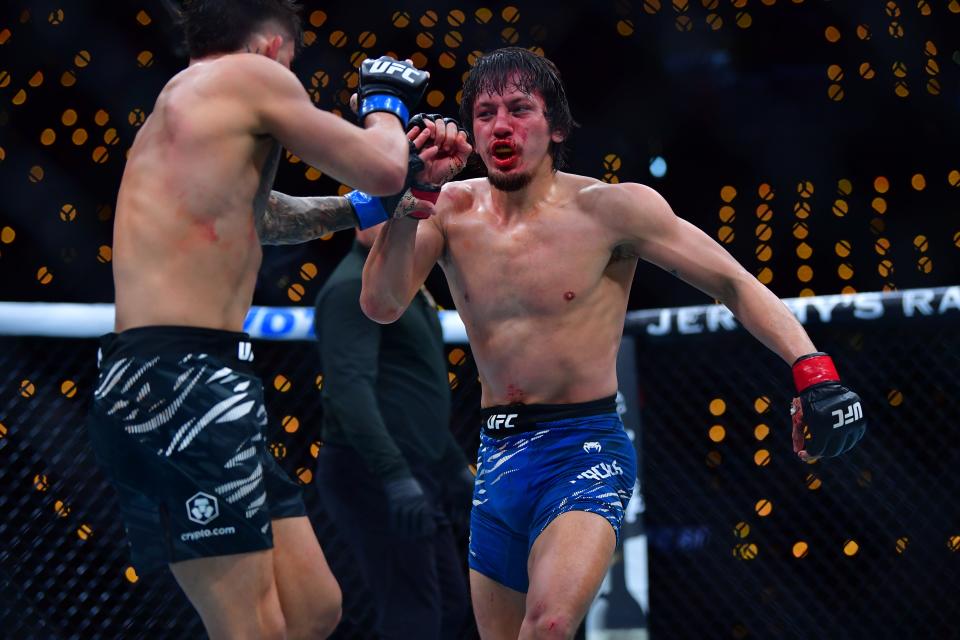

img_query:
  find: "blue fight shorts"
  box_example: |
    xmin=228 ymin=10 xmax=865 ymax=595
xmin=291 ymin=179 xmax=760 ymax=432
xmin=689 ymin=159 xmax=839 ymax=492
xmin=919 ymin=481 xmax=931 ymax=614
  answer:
xmin=468 ymin=395 xmax=637 ymax=593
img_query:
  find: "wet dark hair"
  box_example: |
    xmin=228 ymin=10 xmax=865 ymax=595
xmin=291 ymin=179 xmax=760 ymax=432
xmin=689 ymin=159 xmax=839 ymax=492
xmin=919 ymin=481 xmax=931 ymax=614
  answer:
xmin=179 ymin=0 xmax=302 ymax=59
xmin=460 ymin=47 xmax=578 ymax=170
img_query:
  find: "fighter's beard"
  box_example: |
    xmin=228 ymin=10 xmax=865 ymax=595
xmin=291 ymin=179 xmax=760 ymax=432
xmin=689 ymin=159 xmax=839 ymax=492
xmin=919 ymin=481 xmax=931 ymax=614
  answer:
xmin=487 ymin=169 xmax=533 ymax=192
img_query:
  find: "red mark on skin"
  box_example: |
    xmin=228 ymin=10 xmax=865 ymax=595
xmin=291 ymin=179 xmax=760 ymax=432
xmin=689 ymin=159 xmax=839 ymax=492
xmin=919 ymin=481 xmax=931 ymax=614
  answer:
xmin=564 ymin=291 xmax=576 ymax=301
xmin=506 ymin=384 xmax=525 ymax=403
xmin=198 ymin=220 xmax=218 ymax=242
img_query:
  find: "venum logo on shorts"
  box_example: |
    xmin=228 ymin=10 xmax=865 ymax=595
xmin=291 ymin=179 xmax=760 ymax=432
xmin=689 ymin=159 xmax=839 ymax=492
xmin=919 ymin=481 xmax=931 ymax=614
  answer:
xmin=486 ymin=413 xmax=518 ymax=430
xmin=576 ymin=461 xmax=624 ymax=482
xmin=186 ymin=492 xmax=219 ymax=526
xmin=583 ymin=441 xmax=602 ymax=453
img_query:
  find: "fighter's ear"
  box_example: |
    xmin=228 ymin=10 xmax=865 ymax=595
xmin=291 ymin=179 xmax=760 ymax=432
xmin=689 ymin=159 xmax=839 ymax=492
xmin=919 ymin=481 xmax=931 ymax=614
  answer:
xmin=264 ymin=34 xmax=283 ymax=60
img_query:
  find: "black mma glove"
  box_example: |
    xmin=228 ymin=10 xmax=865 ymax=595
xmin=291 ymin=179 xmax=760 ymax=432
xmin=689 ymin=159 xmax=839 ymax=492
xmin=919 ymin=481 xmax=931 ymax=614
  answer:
xmin=358 ymin=56 xmax=429 ymax=127
xmin=791 ymin=352 xmax=867 ymax=460
xmin=442 ymin=466 xmax=476 ymax=532
xmin=384 ymin=477 xmax=436 ymax=538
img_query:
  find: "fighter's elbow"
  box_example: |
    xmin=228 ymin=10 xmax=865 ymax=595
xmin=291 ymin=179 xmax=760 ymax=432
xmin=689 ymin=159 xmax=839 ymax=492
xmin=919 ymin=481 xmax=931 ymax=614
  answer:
xmin=359 ymin=289 xmax=404 ymax=324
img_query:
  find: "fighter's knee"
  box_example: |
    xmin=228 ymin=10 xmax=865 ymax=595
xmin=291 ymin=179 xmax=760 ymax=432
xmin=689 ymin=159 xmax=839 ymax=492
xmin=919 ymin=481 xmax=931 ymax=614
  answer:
xmin=288 ymin=587 xmax=342 ymax=640
xmin=520 ymin=607 xmax=578 ymax=640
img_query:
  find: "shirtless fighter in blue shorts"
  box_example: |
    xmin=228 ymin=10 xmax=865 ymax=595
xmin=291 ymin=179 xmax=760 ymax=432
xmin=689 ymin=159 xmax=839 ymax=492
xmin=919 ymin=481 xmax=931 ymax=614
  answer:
xmin=358 ymin=48 xmax=867 ymax=639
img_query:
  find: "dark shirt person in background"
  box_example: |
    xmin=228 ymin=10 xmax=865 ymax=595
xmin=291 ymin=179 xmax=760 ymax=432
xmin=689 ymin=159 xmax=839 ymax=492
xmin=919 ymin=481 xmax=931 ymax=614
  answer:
xmin=313 ymin=223 xmax=474 ymax=640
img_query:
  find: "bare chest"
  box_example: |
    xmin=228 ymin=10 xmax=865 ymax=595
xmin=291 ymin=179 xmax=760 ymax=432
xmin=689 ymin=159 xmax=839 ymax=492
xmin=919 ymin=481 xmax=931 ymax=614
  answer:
xmin=442 ymin=212 xmax=615 ymax=316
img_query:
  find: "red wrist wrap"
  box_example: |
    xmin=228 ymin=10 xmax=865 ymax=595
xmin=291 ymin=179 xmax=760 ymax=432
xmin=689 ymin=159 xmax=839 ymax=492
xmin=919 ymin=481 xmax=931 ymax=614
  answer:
xmin=409 ymin=186 xmax=440 ymax=219
xmin=792 ymin=353 xmax=840 ymax=392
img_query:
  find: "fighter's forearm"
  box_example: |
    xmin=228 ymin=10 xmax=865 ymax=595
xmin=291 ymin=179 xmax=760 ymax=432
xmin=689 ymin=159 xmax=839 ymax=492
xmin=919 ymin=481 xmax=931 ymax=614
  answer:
xmin=256 ymin=191 xmax=357 ymax=245
xmin=720 ymin=275 xmax=816 ymax=364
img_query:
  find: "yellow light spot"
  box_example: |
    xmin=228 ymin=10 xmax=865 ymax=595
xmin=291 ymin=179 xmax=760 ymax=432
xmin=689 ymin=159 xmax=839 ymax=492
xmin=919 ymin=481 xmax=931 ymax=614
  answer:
xmin=913 ymin=235 xmax=928 ymax=252
xmin=426 ymin=90 xmax=445 ymax=107
xmin=28 ymin=70 xmax=43 ymax=87
xmin=797 ymin=265 xmax=813 ymax=282
xmin=871 ymin=197 xmax=887 ymax=214
xmin=756 ymin=266 xmax=773 ymax=284
xmin=796 ymin=243 xmax=812 ymax=260
xmin=12 ymin=88 xmax=27 ymax=105
xmin=617 ymin=19 xmax=635 ymax=36
xmin=0 ymin=28 xmax=10 ymax=45
xmin=103 ymin=128 xmax=119 ymax=146
xmin=310 ymin=441 xmax=322 ymax=458
xmin=708 ymin=425 xmax=726 ymax=442
xmin=838 ymin=263 xmax=854 ymax=280
xmin=274 ymin=375 xmax=292 ymax=392
xmin=439 ymin=51 xmax=457 ymax=69
xmin=475 ymin=7 xmax=493 ymax=23
xmin=832 ymin=199 xmax=848 ymax=217
xmin=754 ymin=424 xmax=769 ymax=441
xmin=36 ymin=266 xmax=53 ymax=285
xmin=835 ymin=240 xmax=851 ymax=258
xmin=719 ymin=206 xmax=735 ymax=223
xmin=792 ymin=221 xmax=808 ymax=239
xmin=448 ymin=348 xmax=466 ymax=365
xmin=806 ymin=473 xmax=822 ymax=490
xmin=125 ymin=566 xmax=139 ymax=583
xmin=709 ymin=398 xmax=726 ymax=416
xmin=34 ymin=473 xmax=48 ymax=491
xmin=887 ymin=389 xmax=903 ymax=406
xmin=824 ymin=26 xmax=841 ymax=42
xmin=54 ymin=499 xmax=70 ymax=517
xmin=720 ymin=185 xmax=737 ymax=202
xmin=40 ymin=128 xmax=56 ymax=145
xmin=60 ymin=70 xmax=76 ymax=86
xmin=92 ymin=145 xmax=109 ymax=163
xmin=948 ymin=536 xmax=960 ymax=552
xmin=77 ymin=524 xmax=93 ymax=541
xmin=917 ymin=256 xmax=933 ymax=274
xmin=1 ymin=226 xmax=14 ymax=243
xmin=753 ymin=449 xmax=771 ymax=466
xmin=793 ymin=541 xmax=809 ymax=558
xmin=136 ymin=10 xmax=151 ymax=26
xmin=755 ymin=244 xmax=772 ymax=262
xmin=843 ymin=539 xmax=859 ymax=556
xmin=448 ymin=9 xmax=466 ymax=26
xmin=755 ymin=499 xmax=772 ymax=517
xmin=737 ymin=543 xmax=759 ymax=559
xmin=48 ymin=9 xmax=64 ymax=25
xmin=304 ymin=166 xmax=322 ymax=181
xmin=717 ymin=225 xmax=734 ymax=244
xmin=74 ymin=50 xmax=91 ymax=68
xmin=269 ymin=442 xmax=287 ymax=459
xmin=288 ymin=283 xmax=305 ymax=302
xmin=282 ymin=416 xmax=300 ymax=433
xmin=949 ymin=169 xmax=960 ymax=187
xmin=296 ymin=467 xmax=313 ymax=484
xmin=29 ymin=165 xmax=45 ymax=182
xmin=60 ymin=380 xmax=77 ymax=398
xmin=796 ymin=180 xmax=814 ymax=198
xmin=136 ymin=51 xmax=154 ymax=68
xmin=734 ymin=522 xmax=750 ymax=538
xmin=97 ymin=245 xmax=112 ymax=263
xmin=911 ymin=174 xmax=926 ymax=191
xmin=420 ymin=9 xmax=439 ymax=27
xmin=826 ymin=64 xmax=843 ymax=81
xmin=410 ymin=52 xmax=428 ymax=69
xmin=895 ymin=537 xmax=908 ymax=554
xmin=894 ymin=80 xmax=909 ymax=97
xmin=72 ymin=128 xmax=88 ymax=145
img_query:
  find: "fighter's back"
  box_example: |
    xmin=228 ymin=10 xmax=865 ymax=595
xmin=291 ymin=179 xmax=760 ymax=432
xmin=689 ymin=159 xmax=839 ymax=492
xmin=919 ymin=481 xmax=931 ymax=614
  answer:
xmin=113 ymin=55 xmax=277 ymax=332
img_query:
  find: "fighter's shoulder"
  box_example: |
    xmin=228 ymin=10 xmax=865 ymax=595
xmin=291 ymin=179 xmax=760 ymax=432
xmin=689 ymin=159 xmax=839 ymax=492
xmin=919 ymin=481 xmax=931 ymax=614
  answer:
xmin=437 ymin=177 xmax=484 ymax=214
xmin=188 ymin=54 xmax=298 ymax=94
xmin=576 ymin=177 xmax=663 ymax=213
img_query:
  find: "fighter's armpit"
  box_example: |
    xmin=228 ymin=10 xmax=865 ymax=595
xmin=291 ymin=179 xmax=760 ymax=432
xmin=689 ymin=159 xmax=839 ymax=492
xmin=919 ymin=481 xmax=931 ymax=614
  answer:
xmin=256 ymin=191 xmax=357 ymax=245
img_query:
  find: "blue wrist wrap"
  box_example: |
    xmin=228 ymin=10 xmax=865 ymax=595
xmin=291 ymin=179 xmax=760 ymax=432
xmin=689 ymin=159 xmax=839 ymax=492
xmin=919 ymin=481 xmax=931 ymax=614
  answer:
xmin=346 ymin=190 xmax=388 ymax=229
xmin=359 ymin=94 xmax=409 ymax=127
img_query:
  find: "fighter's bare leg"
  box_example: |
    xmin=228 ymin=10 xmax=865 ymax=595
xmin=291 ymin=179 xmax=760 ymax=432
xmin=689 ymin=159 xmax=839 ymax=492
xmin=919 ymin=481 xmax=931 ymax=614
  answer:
xmin=519 ymin=511 xmax=617 ymax=640
xmin=470 ymin=569 xmax=526 ymax=640
xmin=170 ymin=549 xmax=286 ymax=640
xmin=272 ymin=516 xmax=342 ymax=639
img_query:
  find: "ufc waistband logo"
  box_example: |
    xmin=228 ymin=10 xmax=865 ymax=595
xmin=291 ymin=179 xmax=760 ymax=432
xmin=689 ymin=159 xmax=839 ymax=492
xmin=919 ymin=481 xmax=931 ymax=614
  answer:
xmin=369 ymin=60 xmax=420 ymax=83
xmin=832 ymin=401 xmax=862 ymax=428
xmin=237 ymin=341 xmax=254 ymax=362
xmin=486 ymin=413 xmax=518 ymax=430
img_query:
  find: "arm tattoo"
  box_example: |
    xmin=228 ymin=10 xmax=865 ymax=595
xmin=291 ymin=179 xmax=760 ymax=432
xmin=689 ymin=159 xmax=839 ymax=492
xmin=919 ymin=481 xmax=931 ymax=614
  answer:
xmin=256 ymin=191 xmax=357 ymax=245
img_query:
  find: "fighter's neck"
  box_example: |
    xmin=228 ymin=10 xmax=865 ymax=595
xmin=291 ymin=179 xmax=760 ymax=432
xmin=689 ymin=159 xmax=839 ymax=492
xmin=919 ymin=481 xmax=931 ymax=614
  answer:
xmin=488 ymin=165 xmax=560 ymax=218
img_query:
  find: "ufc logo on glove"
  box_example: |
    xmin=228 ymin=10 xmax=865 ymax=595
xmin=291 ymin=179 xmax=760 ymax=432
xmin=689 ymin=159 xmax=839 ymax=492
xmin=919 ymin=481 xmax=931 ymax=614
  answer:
xmin=832 ymin=401 xmax=863 ymax=428
xmin=368 ymin=60 xmax=421 ymax=83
